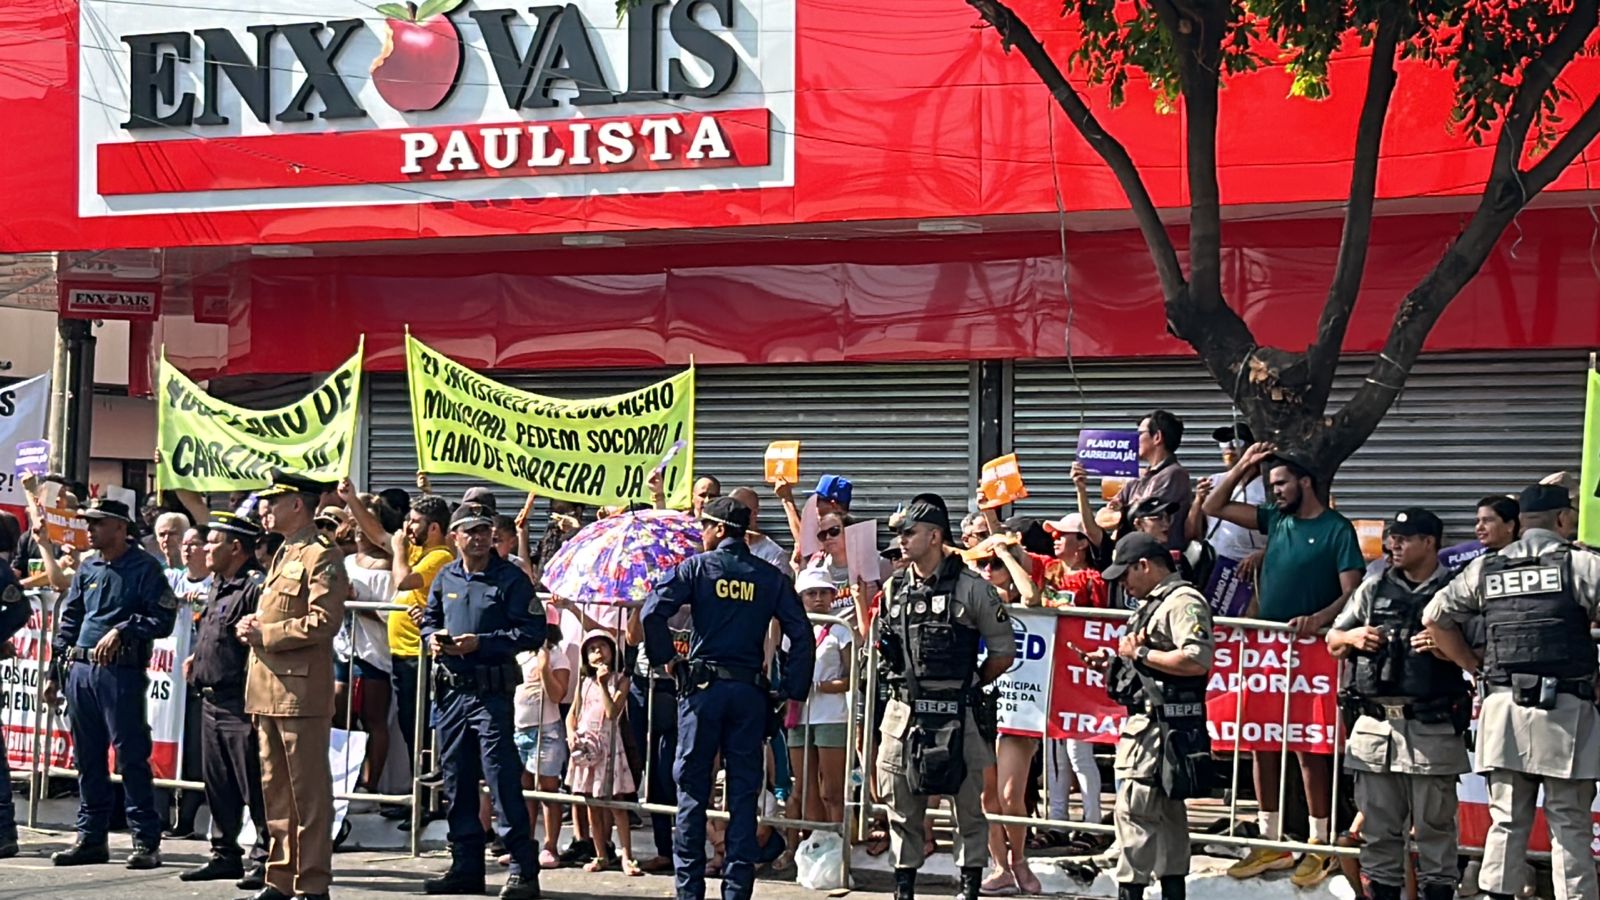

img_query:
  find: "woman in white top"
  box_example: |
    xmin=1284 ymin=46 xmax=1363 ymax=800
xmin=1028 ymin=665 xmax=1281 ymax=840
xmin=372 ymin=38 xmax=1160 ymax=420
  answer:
xmin=335 ymin=496 xmax=397 ymax=793
xmin=784 ymin=568 xmax=853 ymax=846
xmin=514 ymin=609 xmax=573 ymax=870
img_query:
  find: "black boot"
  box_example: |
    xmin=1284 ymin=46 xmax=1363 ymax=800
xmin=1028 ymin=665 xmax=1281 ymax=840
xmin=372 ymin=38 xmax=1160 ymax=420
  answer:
xmin=0 ymin=832 xmax=17 ymax=860
xmin=1117 ymin=884 xmax=1146 ymax=900
xmin=957 ymin=866 xmax=983 ymax=900
xmin=236 ymin=888 xmax=292 ymax=900
xmin=51 ymin=839 xmax=111 ymax=866
xmin=894 ymin=867 xmax=916 ymax=900
xmin=1420 ymin=887 xmax=1457 ymax=900
xmin=424 ymin=866 xmax=487 ymax=895
xmin=499 ymin=874 xmax=541 ymax=900
xmin=181 ymin=855 xmax=245 ymax=882
xmin=1367 ymin=884 xmax=1404 ymax=900
xmin=1159 ymin=875 xmax=1185 ymax=900
xmin=125 ymin=842 xmax=162 ymax=870
xmin=236 ymin=863 xmax=267 ymax=890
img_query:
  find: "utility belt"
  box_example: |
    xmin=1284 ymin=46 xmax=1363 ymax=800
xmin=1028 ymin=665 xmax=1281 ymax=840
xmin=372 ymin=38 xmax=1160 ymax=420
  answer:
xmin=64 ymin=642 xmax=150 ymax=668
xmin=433 ymin=660 xmax=520 ymax=695
xmin=197 ymin=682 xmax=246 ymax=704
xmin=675 ymin=660 xmax=770 ymax=698
xmin=1485 ymin=673 xmax=1595 ymax=709
xmin=1341 ymin=690 xmax=1469 ymax=730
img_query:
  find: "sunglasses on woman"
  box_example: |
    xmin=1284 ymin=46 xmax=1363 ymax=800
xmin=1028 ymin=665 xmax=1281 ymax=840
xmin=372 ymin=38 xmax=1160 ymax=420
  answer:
xmin=816 ymin=526 xmax=843 ymax=541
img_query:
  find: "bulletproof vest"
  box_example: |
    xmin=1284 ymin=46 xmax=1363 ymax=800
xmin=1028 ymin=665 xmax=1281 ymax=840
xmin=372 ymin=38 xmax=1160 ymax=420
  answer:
xmin=1108 ymin=590 xmax=1208 ymax=718
xmin=1481 ymin=548 xmax=1596 ymax=682
xmin=886 ymin=557 xmax=982 ymax=687
xmin=1350 ymin=575 xmax=1465 ymax=701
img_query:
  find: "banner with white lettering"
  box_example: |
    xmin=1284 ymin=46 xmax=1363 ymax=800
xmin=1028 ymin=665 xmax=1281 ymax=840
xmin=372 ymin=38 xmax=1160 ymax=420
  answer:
xmin=0 ymin=373 xmax=50 ymax=506
xmin=1037 ymin=615 xmax=1338 ymax=753
xmin=992 ymin=608 xmax=1056 ymax=737
xmin=156 ymin=342 xmax=364 ymax=492
xmin=0 ymin=592 xmax=189 ymax=779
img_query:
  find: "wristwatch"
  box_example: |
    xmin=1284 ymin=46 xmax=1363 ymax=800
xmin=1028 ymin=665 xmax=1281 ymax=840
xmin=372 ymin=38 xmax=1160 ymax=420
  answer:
xmin=1135 ymin=646 xmax=1152 ymax=665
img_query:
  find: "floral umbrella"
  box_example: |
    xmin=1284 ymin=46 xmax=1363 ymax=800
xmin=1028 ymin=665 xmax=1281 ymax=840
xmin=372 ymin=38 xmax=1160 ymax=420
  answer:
xmin=541 ymin=509 xmax=703 ymax=620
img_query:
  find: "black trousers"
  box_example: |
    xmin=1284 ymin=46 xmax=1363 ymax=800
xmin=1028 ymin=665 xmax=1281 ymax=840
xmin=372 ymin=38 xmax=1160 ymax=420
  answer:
xmin=200 ymin=696 xmax=268 ymax=863
xmin=392 ymin=655 xmax=433 ymax=765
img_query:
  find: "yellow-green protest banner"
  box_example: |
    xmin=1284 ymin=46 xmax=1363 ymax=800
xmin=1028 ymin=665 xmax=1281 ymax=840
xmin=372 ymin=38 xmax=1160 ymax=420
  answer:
xmin=1581 ymin=366 xmax=1600 ymax=546
xmin=156 ymin=341 xmax=364 ymax=492
xmin=406 ymin=334 xmax=694 ymax=508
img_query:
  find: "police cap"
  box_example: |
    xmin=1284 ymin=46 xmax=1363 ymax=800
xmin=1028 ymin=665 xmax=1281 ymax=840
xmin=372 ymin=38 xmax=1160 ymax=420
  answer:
xmin=80 ymin=498 xmax=133 ymax=523
xmin=450 ymin=502 xmax=493 ymax=532
xmin=207 ymin=511 xmax=263 ymax=540
xmin=461 ymin=486 xmax=498 ymax=513
xmin=257 ymin=469 xmax=335 ymax=500
xmin=1101 ymin=532 xmax=1170 ymax=581
xmin=901 ymin=495 xmax=951 ymax=539
xmin=1129 ymin=496 xmax=1179 ymax=520
xmin=1389 ymin=507 xmax=1443 ymax=539
xmin=701 ymin=496 xmax=752 ymax=534
xmin=1520 ymin=483 xmax=1573 ymax=514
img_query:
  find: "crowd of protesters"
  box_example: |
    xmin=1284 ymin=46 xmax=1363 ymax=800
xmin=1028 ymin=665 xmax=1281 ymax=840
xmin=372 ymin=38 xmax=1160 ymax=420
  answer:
xmin=0 ymin=406 xmax=1590 ymax=900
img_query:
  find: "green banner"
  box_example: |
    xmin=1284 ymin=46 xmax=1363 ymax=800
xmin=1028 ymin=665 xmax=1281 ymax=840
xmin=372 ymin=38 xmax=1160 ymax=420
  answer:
xmin=1582 ymin=368 xmax=1600 ymax=546
xmin=156 ymin=342 xmax=364 ymax=492
xmin=407 ymin=335 xmax=695 ymax=508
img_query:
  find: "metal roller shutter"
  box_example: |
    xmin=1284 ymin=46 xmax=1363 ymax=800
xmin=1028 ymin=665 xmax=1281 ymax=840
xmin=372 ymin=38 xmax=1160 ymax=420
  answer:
xmin=364 ymin=363 xmax=977 ymax=526
xmin=1010 ymin=352 xmax=1586 ymax=542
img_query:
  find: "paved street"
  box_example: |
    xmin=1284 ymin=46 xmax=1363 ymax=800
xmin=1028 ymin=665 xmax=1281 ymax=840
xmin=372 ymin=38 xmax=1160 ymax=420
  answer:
xmin=0 ymin=827 xmax=897 ymax=900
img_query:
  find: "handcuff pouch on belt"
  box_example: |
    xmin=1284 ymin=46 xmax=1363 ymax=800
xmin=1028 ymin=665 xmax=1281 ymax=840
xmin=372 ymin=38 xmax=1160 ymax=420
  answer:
xmin=433 ymin=660 xmax=521 ymax=695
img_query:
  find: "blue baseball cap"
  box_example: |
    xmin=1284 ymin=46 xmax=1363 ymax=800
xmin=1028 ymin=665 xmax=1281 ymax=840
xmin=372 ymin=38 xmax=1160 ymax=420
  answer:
xmin=813 ymin=474 xmax=853 ymax=507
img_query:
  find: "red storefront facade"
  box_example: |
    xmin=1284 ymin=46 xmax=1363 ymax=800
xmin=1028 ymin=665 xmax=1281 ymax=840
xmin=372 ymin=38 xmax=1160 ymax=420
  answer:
xmin=2 ymin=0 xmax=1598 ymax=526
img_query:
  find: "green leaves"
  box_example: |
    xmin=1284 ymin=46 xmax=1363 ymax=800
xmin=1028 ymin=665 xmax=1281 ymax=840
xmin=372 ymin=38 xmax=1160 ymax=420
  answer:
xmin=376 ymin=0 xmax=463 ymax=22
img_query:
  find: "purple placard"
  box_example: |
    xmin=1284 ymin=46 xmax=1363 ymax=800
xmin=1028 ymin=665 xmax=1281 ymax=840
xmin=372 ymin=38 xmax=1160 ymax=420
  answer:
xmin=1205 ymin=555 xmax=1255 ymax=617
xmin=1076 ymin=429 xmax=1139 ymax=478
xmin=1439 ymin=540 xmax=1488 ymax=572
xmin=13 ymin=439 xmax=49 ymax=477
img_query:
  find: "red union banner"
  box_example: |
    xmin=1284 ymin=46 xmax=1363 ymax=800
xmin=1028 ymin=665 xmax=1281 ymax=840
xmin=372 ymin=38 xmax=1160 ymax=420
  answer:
xmin=1043 ymin=615 xmax=1340 ymax=755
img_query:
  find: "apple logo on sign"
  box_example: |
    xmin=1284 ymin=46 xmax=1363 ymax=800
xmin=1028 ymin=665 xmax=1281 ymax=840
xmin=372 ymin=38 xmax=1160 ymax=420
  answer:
xmin=371 ymin=0 xmax=466 ymax=112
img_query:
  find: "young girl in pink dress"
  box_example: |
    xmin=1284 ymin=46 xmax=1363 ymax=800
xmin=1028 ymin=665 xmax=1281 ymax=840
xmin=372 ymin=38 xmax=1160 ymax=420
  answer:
xmin=565 ymin=629 xmax=640 ymax=876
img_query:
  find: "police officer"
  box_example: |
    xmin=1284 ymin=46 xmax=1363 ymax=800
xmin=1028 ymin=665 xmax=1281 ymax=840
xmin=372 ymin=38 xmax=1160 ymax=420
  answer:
xmin=47 ymin=497 xmax=178 ymax=870
xmin=1424 ymin=483 xmax=1600 ymax=900
xmin=0 ymin=557 xmax=29 ymax=859
xmin=875 ymin=495 xmax=1014 ymax=900
xmin=237 ymin=471 xmax=348 ymax=900
xmin=1079 ymin=533 xmax=1214 ymax=900
xmin=642 ymin=496 xmax=813 ymax=900
xmin=421 ymin=503 xmax=544 ymax=900
xmin=180 ymin=512 xmax=270 ymax=888
xmin=1326 ymin=508 xmax=1466 ymax=900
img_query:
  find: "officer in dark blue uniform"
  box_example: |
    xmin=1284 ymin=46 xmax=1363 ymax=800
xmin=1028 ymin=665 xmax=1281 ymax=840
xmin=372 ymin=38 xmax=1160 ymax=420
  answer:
xmin=642 ymin=496 xmax=815 ymax=900
xmin=421 ymin=503 xmax=544 ymax=900
xmin=46 ymin=497 xmax=178 ymax=870
xmin=0 ymin=560 xmax=30 ymax=859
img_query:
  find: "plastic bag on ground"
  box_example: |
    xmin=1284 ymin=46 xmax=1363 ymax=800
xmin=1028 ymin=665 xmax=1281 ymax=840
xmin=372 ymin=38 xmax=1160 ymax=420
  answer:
xmin=795 ymin=830 xmax=848 ymax=891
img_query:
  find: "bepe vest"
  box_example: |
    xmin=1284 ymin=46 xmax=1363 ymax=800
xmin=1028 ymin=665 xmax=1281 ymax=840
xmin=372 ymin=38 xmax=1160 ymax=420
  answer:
xmin=884 ymin=556 xmax=982 ymax=689
xmin=1480 ymin=548 xmax=1596 ymax=684
xmin=1350 ymin=575 xmax=1466 ymax=702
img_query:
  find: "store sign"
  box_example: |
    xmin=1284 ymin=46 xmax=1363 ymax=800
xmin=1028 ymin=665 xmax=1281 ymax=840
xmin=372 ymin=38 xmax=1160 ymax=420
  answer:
xmin=79 ymin=0 xmax=793 ymax=216
xmin=59 ymin=282 xmax=162 ymax=319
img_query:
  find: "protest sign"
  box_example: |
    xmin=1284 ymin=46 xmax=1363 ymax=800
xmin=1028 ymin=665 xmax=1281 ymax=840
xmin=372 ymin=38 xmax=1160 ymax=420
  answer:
xmin=156 ymin=343 xmax=364 ymax=492
xmin=1 ymin=594 xmax=189 ymax=779
xmin=42 ymin=504 xmax=89 ymax=549
xmin=1439 ymin=540 xmax=1488 ymax=572
xmin=407 ymin=335 xmax=695 ymax=508
xmin=844 ymin=520 xmax=879 ymax=587
xmin=1044 ymin=615 xmax=1337 ymax=753
xmin=1354 ymin=519 xmax=1386 ymax=562
xmin=765 ymin=441 xmax=800 ymax=485
xmin=14 ymin=439 xmax=49 ymax=478
xmin=798 ymin=494 xmax=822 ymax=558
xmin=1100 ymin=478 xmax=1127 ymax=502
xmin=1204 ymin=555 xmax=1255 ymax=617
xmin=992 ymin=608 xmax=1056 ymax=737
xmin=1076 ymin=430 xmax=1139 ymax=478
xmin=979 ymin=454 xmax=1028 ymax=509
xmin=0 ymin=374 xmax=50 ymax=506
xmin=1582 ymin=369 xmax=1600 ymax=546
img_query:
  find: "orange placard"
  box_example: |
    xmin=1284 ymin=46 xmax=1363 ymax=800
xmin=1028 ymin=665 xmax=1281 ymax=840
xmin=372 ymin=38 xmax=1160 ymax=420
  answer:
xmin=979 ymin=454 xmax=1029 ymax=509
xmin=765 ymin=441 xmax=800 ymax=485
xmin=45 ymin=505 xmax=90 ymax=550
xmin=1101 ymin=477 xmax=1128 ymax=502
xmin=1354 ymin=519 xmax=1386 ymax=562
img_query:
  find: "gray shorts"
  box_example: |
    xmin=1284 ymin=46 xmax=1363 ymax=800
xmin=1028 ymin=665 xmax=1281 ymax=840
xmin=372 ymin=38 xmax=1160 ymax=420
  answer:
xmin=788 ymin=722 xmax=848 ymax=749
xmin=515 ymin=722 xmax=568 ymax=779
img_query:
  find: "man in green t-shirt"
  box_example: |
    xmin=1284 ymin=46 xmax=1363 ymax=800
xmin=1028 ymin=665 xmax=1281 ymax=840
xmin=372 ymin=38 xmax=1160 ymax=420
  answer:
xmin=1201 ymin=442 xmax=1365 ymax=889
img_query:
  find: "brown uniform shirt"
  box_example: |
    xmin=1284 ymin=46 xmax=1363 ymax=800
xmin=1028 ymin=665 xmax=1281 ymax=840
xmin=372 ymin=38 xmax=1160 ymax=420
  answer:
xmin=246 ymin=526 xmax=348 ymax=719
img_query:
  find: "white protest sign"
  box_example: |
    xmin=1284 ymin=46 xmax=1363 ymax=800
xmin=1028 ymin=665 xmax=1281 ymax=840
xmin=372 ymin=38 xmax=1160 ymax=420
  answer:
xmin=991 ymin=607 xmax=1056 ymax=737
xmin=844 ymin=520 xmax=879 ymax=587
xmin=0 ymin=373 xmax=50 ymax=505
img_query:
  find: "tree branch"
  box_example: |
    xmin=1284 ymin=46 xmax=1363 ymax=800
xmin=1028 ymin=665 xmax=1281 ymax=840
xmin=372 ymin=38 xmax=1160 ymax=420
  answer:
xmin=1152 ymin=0 xmax=1226 ymax=304
xmin=1305 ymin=9 xmax=1402 ymax=411
xmin=1330 ymin=0 xmax=1600 ymax=460
xmin=965 ymin=0 xmax=1187 ymax=302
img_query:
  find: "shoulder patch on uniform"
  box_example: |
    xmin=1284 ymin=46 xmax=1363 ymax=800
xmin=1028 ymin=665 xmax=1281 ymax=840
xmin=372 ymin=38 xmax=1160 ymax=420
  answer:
xmin=995 ymin=604 xmax=1010 ymax=624
xmin=1 ymin=583 xmax=20 ymax=605
xmin=158 ymin=588 xmax=180 ymax=610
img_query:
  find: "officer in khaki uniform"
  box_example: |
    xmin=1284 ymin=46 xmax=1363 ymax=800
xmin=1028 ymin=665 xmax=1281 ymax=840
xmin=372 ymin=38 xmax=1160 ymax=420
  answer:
xmin=1081 ymin=533 xmax=1214 ymax=900
xmin=875 ymin=495 xmax=1014 ymax=900
xmin=1328 ymin=508 xmax=1468 ymax=900
xmin=1424 ymin=484 xmax=1600 ymax=900
xmin=237 ymin=471 xmax=349 ymax=900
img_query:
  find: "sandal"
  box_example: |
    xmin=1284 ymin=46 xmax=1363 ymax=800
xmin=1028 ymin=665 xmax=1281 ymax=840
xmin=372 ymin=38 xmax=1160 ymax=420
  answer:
xmin=621 ymin=857 xmax=644 ymax=877
xmin=865 ymin=832 xmax=891 ymax=857
xmin=1014 ymin=866 xmax=1043 ymax=896
xmin=1027 ymin=830 xmax=1066 ymax=851
xmin=583 ymin=857 xmax=613 ymax=873
xmin=980 ymin=870 xmax=1019 ymax=896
